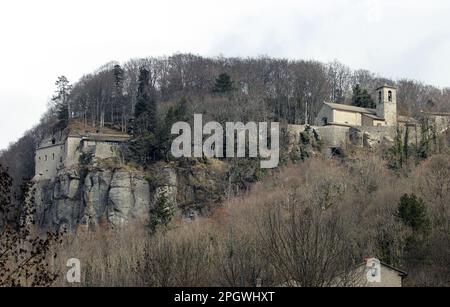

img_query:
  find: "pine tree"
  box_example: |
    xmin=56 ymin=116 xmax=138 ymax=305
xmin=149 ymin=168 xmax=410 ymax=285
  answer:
xmin=113 ymin=64 xmax=124 ymax=93
xmin=352 ymin=84 xmax=375 ymax=108
xmin=397 ymin=194 xmax=430 ymax=234
xmin=135 ymin=68 xmax=151 ymax=119
xmin=417 ymin=118 xmax=432 ymax=159
xmin=113 ymin=64 xmax=125 ymax=130
xmin=134 ymin=67 xmax=157 ymax=134
xmin=159 ymin=97 xmax=189 ymax=161
xmin=125 ymin=67 xmax=160 ymax=166
xmin=387 ymin=126 xmax=404 ymax=169
xmin=403 ymin=124 xmax=409 ymax=161
xmin=213 ymin=73 xmax=234 ymax=93
xmin=51 ymin=76 xmax=72 ymax=129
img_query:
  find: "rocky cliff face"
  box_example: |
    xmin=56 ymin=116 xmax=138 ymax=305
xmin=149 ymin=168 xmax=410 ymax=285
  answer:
xmin=31 ymin=155 xmax=263 ymax=231
xmin=32 ymin=165 xmax=177 ymax=231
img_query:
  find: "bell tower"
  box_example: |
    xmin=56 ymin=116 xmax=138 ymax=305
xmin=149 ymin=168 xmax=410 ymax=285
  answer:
xmin=375 ymin=84 xmax=397 ymax=126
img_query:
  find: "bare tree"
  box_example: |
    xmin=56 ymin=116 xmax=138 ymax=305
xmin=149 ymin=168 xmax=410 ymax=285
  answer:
xmin=260 ymin=199 xmax=357 ymax=287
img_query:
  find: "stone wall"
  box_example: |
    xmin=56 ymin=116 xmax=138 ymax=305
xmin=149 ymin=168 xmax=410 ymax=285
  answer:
xmin=349 ymin=126 xmax=395 ymax=148
xmin=313 ymin=126 xmax=350 ymax=148
xmin=65 ymin=136 xmax=82 ymax=167
xmin=82 ymin=140 xmax=123 ymax=161
xmin=352 ymin=264 xmax=404 ymax=287
xmin=35 ymin=144 xmax=65 ymax=180
xmin=349 ymin=125 xmax=419 ymax=149
xmin=315 ymin=104 xmax=333 ymax=126
xmin=333 ymin=110 xmax=362 ymax=126
xmin=376 ymin=87 xmax=397 ymax=126
xmin=428 ymin=115 xmax=450 ymax=133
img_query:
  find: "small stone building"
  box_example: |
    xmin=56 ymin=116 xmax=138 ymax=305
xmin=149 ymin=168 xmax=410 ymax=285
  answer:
xmin=34 ymin=121 xmax=131 ymax=180
xmin=279 ymin=258 xmax=407 ymax=287
xmin=351 ymin=258 xmax=407 ymax=287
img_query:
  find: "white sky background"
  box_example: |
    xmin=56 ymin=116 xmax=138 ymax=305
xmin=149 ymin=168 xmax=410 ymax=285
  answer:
xmin=1 ymin=0 xmax=450 ymax=150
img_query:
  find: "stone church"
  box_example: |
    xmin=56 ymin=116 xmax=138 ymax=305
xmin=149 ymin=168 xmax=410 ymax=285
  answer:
xmin=287 ymin=84 xmax=450 ymax=154
xmin=315 ymin=84 xmax=412 ymax=127
xmin=303 ymin=84 xmax=421 ymax=152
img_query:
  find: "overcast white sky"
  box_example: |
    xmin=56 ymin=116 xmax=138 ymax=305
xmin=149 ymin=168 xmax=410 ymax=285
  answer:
xmin=1 ymin=0 xmax=450 ymax=150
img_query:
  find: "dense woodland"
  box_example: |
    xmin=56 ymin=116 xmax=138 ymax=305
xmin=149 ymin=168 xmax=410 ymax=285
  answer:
xmin=0 ymin=54 xmax=449 ymax=287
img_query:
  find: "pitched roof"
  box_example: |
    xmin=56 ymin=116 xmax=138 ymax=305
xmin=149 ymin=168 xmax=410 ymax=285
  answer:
xmin=356 ymin=260 xmax=407 ymax=277
xmin=362 ymin=113 xmax=385 ymax=121
xmin=421 ymin=111 xmax=450 ymax=117
xmin=375 ymin=84 xmax=397 ymax=90
xmin=324 ymin=102 xmax=377 ymax=115
xmin=80 ymin=134 xmax=131 ymax=142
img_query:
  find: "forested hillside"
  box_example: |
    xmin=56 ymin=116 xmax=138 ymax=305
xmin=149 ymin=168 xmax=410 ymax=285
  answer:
xmin=1 ymin=54 xmax=450 ymax=287
xmin=2 ymin=54 xmax=450 ymax=192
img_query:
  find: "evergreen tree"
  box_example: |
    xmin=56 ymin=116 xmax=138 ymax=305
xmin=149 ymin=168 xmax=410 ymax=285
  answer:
xmin=397 ymin=194 xmax=430 ymax=234
xmin=134 ymin=67 xmax=157 ymax=134
xmin=113 ymin=64 xmax=124 ymax=93
xmin=135 ymin=68 xmax=151 ymax=118
xmin=213 ymin=73 xmax=234 ymax=93
xmin=386 ymin=126 xmax=404 ymax=169
xmin=403 ymin=124 xmax=410 ymax=161
xmin=351 ymin=84 xmax=375 ymax=108
xmin=125 ymin=67 xmax=159 ymax=166
xmin=149 ymin=188 xmax=175 ymax=234
xmin=417 ymin=118 xmax=432 ymax=159
xmin=159 ymin=97 xmax=189 ymax=161
xmin=51 ymin=76 xmax=72 ymax=129
xmin=113 ymin=64 xmax=125 ymax=130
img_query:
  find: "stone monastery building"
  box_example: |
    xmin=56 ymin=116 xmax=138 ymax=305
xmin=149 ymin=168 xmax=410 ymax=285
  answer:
xmin=34 ymin=121 xmax=131 ymax=180
xmin=315 ymin=84 xmax=411 ymax=127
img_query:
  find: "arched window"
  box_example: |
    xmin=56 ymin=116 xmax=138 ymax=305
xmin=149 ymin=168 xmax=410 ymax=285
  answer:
xmin=388 ymin=91 xmax=392 ymax=102
xmin=45 ymin=155 xmax=47 ymax=161
xmin=52 ymin=153 xmax=55 ymax=160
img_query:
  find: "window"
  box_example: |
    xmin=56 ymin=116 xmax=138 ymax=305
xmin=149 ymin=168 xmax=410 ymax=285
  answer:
xmin=388 ymin=91 xmax=392 ymax=102
xmin=378 ymin=91 xmax=382 ymax=104
xmin=322 ymin=117 xmax=328 ymax=125
xmin=39 ymin=156 xmax=41 ymax=160
xmin=60 ymin=157 xmax=63 ymax=163
xmin=52 ymin=153 xmax=55 ymax=160
xmin=45 ymin=155 xmax=47 ymax=161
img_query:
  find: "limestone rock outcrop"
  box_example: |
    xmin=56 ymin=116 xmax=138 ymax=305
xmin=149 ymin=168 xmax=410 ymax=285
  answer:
xmin=32 ymin=166 xmax=177 ymax=231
